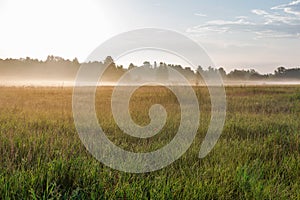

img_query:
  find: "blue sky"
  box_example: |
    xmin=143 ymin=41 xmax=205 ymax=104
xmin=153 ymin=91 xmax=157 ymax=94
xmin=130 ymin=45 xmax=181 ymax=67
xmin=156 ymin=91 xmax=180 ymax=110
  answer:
xmin=0 ymin=0 xmax=299 ymax=73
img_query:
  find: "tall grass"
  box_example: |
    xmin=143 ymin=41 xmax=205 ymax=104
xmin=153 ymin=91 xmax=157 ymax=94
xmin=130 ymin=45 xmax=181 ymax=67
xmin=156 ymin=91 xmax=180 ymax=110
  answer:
xmin=0 ymin=86 xmax=299 ymax=199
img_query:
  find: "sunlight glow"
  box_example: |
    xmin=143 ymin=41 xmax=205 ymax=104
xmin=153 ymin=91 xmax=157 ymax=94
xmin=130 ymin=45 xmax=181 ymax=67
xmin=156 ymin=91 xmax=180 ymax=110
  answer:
xmin=0 ymin=0 xmax=113 ymax=61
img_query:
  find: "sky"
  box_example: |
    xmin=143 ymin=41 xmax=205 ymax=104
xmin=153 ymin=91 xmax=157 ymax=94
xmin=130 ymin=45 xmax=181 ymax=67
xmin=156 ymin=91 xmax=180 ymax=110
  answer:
xmin=0 ymin=0 xmax=300 ymax=73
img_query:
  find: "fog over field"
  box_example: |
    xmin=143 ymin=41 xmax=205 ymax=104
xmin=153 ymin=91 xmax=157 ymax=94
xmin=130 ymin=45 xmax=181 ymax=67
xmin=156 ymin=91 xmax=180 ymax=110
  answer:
xmin=1 ymin=80 xmax=300 ymax=87
xmin=1 ymin=56 xmax=300 ymax=87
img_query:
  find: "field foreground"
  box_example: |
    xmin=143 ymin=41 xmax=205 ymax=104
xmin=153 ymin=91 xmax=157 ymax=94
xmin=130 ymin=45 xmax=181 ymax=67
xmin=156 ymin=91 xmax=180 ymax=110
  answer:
xmin=0 ymin=86 xmax=299 ymax=199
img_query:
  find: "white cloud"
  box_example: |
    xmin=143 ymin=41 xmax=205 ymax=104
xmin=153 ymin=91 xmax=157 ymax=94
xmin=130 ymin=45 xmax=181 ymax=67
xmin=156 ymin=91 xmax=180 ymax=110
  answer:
xmin=271 ymin=0 xmax=300 ymax=17
xmin=254 ymin=30 xmax=300 ymax=39
xmin=251 ymin=9 xmax=298 ymax=25
xmin=284 ymin=7 xmax=300 ymax=16
xmin=236 ymin=16 xmax=248 ymax=19
xmin=271 ymin=0 xmax=300 ymax=10
xmin=194 ymin=13 xmax=207 ymax=17
xmin=187 ymin=18 xmax=255 ymax=35
xmin=187 ymin=25 xmax=229 ymax=34
xmin=206 ymin=18 xmax=254 ymax=25
xmin=188 ymin=1 xmax=300 ymax=39
xmin=251 ymin=9 xmax=268 ymax=15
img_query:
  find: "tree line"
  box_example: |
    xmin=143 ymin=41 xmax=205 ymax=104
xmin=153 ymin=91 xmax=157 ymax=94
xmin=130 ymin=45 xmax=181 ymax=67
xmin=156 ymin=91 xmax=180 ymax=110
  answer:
xmin=0 ymin=56 xmax=299 ymax=84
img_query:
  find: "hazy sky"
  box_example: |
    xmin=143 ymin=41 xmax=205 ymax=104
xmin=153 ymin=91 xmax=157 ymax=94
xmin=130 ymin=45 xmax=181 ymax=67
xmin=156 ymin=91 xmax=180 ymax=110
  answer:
xmin=0 ymin=0 xmax=300 ymax=73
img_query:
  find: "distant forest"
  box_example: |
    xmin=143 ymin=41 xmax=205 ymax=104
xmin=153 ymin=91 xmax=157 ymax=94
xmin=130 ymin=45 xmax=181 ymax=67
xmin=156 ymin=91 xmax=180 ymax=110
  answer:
xmin=0 ymin=56 xmax=299 ymax=84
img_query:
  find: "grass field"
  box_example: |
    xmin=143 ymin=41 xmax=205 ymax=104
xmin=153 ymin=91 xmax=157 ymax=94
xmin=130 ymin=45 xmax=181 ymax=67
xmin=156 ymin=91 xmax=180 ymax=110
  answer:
xmin=0 ymin=86 xmax=299 ymax=199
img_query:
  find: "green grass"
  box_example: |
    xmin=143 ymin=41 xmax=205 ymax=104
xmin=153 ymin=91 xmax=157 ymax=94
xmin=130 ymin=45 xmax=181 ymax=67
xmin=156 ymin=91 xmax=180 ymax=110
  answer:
xmin=0 ymin=86 xmax=299 ymax=199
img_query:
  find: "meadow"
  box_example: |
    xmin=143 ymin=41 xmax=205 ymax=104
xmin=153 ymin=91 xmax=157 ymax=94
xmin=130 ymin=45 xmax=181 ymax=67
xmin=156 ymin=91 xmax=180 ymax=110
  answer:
xmin=0 ymin=85 xmax=299 ymax=199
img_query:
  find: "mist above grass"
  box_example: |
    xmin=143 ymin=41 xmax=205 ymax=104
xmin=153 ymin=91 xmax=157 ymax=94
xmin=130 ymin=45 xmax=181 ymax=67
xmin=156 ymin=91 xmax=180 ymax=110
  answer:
xmin=0 ymin=56 xmax=300 ymax=86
